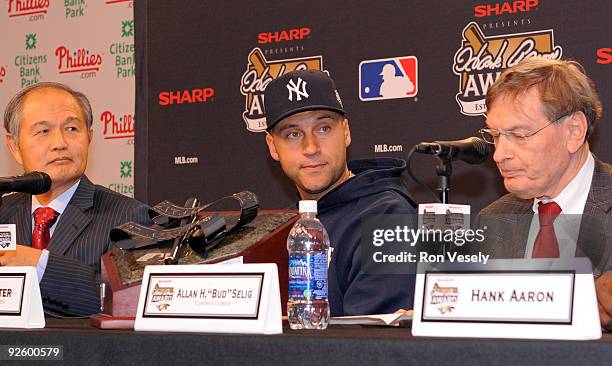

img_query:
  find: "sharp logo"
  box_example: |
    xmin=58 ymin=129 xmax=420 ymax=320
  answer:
xmin=597 ymin=48 xmax=612 ymax=65
xmin=258 ymin=28 xmax=311 ymax=44
xmin=55 ymin=46 xmax=102 ymax=78
xmin=158 ymin=88 xmax=215 ymax=106
xmin=240 ymin=47 xmax=325 ymax=132
xmin=8 ymin=0 xmax=49 ymax=20
xmin=474 ymin=0 xmax=538 ymax=18
xmin=100 ymin=111 xmax=135 ymax=140
xmin=452 ymin=22 xmax=562 ymax=116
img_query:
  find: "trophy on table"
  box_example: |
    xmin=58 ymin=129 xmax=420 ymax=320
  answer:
xmin=91 ymin=191 xmax=297 ymax=329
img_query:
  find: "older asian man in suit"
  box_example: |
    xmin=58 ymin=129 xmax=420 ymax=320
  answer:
xmin=0 ymin=82 xmax=151 ymax=316
xmin=475 ymin=57 xmax=612 ymax=331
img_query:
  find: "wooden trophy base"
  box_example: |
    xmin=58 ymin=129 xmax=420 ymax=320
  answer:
xmin=91 ymin=212 xmax=296 ymax=329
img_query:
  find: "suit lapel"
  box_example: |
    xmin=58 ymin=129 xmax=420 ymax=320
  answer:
xmin=5 ymin=194 xmax=33 ymax=245
xmin=512 ymin=211 xmax=533 ymax=258
xmin=47 ymin=177 xmax=95 ymax=256
xmin=576 ymin=157 xmax=612 ymax=275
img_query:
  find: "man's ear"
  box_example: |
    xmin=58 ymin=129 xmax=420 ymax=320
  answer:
xmin=265 ymin=133 xmax=280 ymax=161
xmin=5 ymin=134 xmax=24 ymax=165
xmin=565 ymin=111 xmax=588 ymax=154
xmin=342 ymin=118 xmax=351 ymax=148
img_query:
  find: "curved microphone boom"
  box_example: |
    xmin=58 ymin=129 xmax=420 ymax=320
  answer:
xmin=0 ymin=172 xmax=52 ymax=195
xmin=415 ymin=137 xmax=491 ymax=164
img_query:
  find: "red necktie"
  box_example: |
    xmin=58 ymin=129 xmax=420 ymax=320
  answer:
xmin=532 ymin=201 xmax=561 ymax=258
xmin=32 ymin=207 xmax=59 ymax=250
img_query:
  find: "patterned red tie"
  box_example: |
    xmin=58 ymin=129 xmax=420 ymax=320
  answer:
xmin=32 ymin=207 xmax=59 ymax=250
xmin=532 ymin=201 xmax=561 ymax=258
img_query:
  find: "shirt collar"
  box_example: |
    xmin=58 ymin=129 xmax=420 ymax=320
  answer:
xmin=32 ymin=179 xmax=81 ymax=215
xmin=532 ymin=153 xmax=595 ymax=214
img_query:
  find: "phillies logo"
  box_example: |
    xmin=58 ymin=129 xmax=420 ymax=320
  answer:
xmin=240 ymin=47 xmax=325 ymax=132
xmin=452 ymin=22 xmax=562 ymax=116
xmin=8 ymin=0 xmax=49 ymax=18
xmin=100 ymin=111 xmax=135 ymax=140
xmin=55 ymin=46 xmax=103 ymax=75
xmin=0 ymin=66 xmax=6 ymax=84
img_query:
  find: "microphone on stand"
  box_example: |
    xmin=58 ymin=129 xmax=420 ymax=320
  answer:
xmin=415 ymin=137 xmax=491 ymax=164
xmin=0 ymin=172 xmax=52 ymax=195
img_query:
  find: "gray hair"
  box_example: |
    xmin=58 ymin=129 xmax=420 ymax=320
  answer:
xmin=486 ymin=57 xmax=603 ymax=139
xmin=3 ymin=82 xmax=93 ymax=143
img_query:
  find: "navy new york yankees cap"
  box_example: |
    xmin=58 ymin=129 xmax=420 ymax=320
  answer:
xmin=264 ymin=69 xmax=346 ymax=132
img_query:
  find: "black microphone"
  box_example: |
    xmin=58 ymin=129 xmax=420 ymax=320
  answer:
xmin=415 ymin=137 xmax=491 ymax=164
xmin=0 ymin=172 xmax=52 ymax=195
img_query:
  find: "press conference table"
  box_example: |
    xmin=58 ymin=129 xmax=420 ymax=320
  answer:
xmin=0 ymin=318 xmax=610 ymax=365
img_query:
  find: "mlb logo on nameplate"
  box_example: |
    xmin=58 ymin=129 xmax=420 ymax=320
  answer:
xmin=359 ymin=56 xmax=418 ymax=101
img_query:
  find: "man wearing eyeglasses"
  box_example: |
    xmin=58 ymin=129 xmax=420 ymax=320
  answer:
xmin=476 ymin=57 xmax=612 ymax=331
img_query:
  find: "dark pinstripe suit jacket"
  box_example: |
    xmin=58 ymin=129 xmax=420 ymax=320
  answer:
xmin=476 ymin=156 xmax=612 ymax=275
xmin=0 ymin=176 xmax=151 ymax=316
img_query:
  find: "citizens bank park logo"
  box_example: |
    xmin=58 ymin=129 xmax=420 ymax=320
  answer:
xmin=64 ymin=0 xmax=86 ymax=19
xmin=359 ymin=56 xmax=418 ymax=101
xmin=452 ymin=22 xmax=563 ymax=116
xmin=240 ymin=47 xmax=325 ymax=132
xmin=597 ymin=48 xmax=612 ymax=65
xmin=100 ymin=111 xmax=135 ymax=140
xmin=108 ymin=160 xmax=134 ymax=197
xmin=109 ymin=20 xmax=135 ymax=78
xmin=430 ymin=282 xmax=459 ymax=314
xmin=55 ymin=46 xmax=103 ymax=78
xmin=7 ymin=0 xmax=49 ymax=21
xmin=17 ymin=33 xmax=48 ymax=88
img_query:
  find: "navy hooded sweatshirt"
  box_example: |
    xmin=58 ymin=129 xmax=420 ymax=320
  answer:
xmin=311 ymin=158 xmax=417 ymax=316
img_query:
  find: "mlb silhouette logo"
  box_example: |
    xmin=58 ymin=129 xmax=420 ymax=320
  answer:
xmin=359 ymin=56 xmax=418 ymax=101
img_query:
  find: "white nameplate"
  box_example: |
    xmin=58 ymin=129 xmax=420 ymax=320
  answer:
xmin=412 ymin=258 xmax=601 ymax=340
xmin=0 ymin=267 xmax=44 ymax=328
xmin=0 ymin=224 xmax=17 ymax=251
xmin=134 ymin=263 xmax=282 ymax=334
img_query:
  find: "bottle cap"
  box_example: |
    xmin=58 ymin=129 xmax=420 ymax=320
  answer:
xmin=298 ymin=200 xmax=317 ymax=214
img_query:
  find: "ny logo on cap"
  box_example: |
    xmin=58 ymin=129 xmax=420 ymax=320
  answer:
xmin=286 ymin=77 xmax=309 ymax=102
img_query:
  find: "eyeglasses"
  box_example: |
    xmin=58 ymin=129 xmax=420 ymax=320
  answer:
xmin=479 ymin=114 xmax=570 ymax=145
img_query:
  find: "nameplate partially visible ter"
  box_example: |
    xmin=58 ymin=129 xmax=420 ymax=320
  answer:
xmin=412 ymin=258 xmax=601 ymax=340
xmin=134 ymin=264 xmax=282 ymax=334
xmin=0 ymin=267 xmax=44 ymax=328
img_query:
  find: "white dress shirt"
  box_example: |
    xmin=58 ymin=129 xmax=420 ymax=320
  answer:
xmin=525 ymin=153 xmax=595 ymax=258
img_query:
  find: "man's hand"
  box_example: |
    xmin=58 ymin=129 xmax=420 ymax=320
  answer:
xmin=595 ymin=271 xmax=612 ymax=331
xmin=0 ymin=245 xmax=42 ymax=267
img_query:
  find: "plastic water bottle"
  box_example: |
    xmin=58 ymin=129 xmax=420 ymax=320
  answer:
xmin=287 ymin=200 xmax=330 ymax=330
